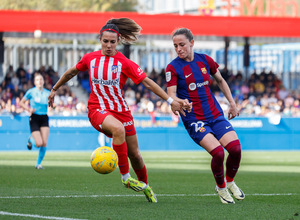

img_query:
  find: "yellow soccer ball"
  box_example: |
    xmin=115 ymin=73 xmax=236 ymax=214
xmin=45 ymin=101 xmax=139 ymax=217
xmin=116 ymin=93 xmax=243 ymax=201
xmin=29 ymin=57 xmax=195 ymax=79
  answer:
xmin=90 ymin=146 xmax=118 ymax=174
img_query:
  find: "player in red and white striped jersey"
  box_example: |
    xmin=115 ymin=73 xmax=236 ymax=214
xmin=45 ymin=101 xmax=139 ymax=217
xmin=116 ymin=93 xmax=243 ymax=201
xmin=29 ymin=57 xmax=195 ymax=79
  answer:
xmin=48 ymin=18 xmax=191 ymax=203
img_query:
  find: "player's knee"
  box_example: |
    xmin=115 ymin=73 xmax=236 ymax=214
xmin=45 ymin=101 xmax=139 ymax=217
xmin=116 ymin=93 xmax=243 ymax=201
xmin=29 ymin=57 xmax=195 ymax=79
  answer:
xmin=225 ymin=140 xmax=241 ymax=158
xmin=33 ymin=138 xmax=42 ymax=147
xmin=111 ymin=124 xmax=125 ymax=138
xmin=35 ymin=142 xmax=43 ymax=148
xmin=210 ymin=145 xmax=225 ymax=162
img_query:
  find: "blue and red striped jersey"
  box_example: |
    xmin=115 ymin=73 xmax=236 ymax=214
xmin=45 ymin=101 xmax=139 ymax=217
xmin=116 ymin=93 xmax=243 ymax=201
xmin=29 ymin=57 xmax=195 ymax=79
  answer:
xmin=166 ymin=53 xmax=223 ymax=122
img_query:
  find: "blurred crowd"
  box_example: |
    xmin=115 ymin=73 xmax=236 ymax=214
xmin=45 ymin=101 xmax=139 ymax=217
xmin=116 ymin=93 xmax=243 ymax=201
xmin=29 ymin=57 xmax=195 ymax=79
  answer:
xmin=79 ymin=67 xmax=300 ymax=117
xmin=0 ymin=64 xmax=87 ymax=116
xmin=216 ymin=68 xmax=300 ymax=117
xmin=1 ymin=64 xmax=300 ymax=118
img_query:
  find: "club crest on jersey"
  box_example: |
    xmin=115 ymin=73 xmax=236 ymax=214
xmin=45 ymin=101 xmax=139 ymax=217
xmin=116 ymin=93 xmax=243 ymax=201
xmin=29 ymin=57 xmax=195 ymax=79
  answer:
xmin=111 ymin=65 xmax=118 ymax=79
xmin=34 ymin=97 xmax=41 ymax=103
xmin=112 ymin=65 xmax=118 ymax=73
xmin=191 ymin=121 xmax=206 ymax=133
xmin=201 ymin=67 xmax=207 ymax=74
xmin=166 ymin=71 xmax=171 ymax=82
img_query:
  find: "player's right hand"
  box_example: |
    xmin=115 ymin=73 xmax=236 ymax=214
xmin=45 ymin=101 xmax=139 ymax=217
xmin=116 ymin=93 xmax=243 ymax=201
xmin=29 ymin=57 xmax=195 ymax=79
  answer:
xmin=48 ymin=90 xmax=56 ymax=108
xmin=171 ymin=99 xmax=193 ymax=116
xmin=182 ymin=99 xmax=192 ymax=113
xmin=170 ymin=100 xmax=186 ymax=116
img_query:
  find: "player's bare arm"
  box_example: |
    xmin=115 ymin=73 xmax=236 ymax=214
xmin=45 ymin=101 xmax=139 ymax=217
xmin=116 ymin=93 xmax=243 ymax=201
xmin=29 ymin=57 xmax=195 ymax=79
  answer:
xmin=48 ymin=66 xmax=79 ymax=108
xmin=19 ymin=97 xmax=35 ymax=115
xmin=141 ymin=77 xmax=188 ymax=116
xmin=212 ymin=70 xmax=239 ymax=120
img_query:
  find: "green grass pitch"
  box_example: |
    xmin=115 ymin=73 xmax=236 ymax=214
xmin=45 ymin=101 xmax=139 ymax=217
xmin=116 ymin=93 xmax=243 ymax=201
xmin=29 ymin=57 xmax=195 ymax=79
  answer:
xmin=0 ymin=151 xmax=299 ymax=220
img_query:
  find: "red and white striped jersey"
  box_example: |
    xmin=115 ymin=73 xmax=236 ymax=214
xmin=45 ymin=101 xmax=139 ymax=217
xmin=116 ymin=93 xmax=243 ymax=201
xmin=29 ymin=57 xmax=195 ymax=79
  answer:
xmin=76 ymin=50 xmax=147 ymax=112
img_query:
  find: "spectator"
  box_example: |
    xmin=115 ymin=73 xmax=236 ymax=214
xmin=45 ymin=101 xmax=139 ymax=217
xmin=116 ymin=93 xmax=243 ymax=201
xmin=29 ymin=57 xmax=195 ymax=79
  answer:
xmin=210 ymin=79 xmax=221 ymax=93
xmin=260 ymin=93 xmax=269 ymax=107
xmin=11 ymin=73 xmax=20 ymax=87
xmin=51 ymin=72 xmax=60 ymax=85
xmin=284 ymin=94 xmax=294 ymax=107
xmin=125 ymin=87 xmax=136 ymax=107
xmin=12 ymin=85 xmax=22 ymax=99
xmin=16 ymin=63 xmax=27 ymax=78
xmin=253 ymin=79 xmax=265 ymax=96
xmin=268 ymin=92 xmax=278 ymax=104
xmin=240 ymin=83 xmax=249 ymax=96
xmin=278 ymin=85 xmax=289 ymax=100
xmin=19 ymin=70 xmax=28 ymax=86
xmin=5 ymin=65 xmax=14 ymax=85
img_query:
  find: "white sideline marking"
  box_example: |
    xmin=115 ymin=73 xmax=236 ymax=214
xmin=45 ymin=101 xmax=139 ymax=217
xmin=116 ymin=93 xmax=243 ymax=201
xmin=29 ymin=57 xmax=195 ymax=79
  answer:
xmin=0 ymin=211 xmax=87 ymax=220
xmin=0 ymin=193 xmax=298 ymax=199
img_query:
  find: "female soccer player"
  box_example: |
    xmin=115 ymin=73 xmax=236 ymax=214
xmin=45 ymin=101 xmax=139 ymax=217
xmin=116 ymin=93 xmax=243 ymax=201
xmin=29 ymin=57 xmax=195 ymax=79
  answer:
xmin=166 ymin=28 xmax=245 ymax=204
xmin=20 ymin=73 xmax=50 ymax=169
xmin=48 ymin=18 xmax=191 ymax=203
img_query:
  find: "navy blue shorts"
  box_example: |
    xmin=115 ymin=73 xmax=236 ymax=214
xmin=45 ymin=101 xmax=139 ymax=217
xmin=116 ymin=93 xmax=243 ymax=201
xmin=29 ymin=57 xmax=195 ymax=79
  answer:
xmin=183 ymin=115 xmax=235 ymax=145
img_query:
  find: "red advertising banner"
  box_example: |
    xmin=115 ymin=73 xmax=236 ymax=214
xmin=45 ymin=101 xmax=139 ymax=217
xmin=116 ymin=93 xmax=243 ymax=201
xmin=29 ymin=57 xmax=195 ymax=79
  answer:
xmin=1 ymin=10 xmax=300 ymax=37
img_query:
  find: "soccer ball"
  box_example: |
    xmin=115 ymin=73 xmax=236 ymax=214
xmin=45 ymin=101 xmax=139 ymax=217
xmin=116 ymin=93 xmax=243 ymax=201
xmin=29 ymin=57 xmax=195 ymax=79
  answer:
xmin=90 ymin=146 xmax=118 ymax=174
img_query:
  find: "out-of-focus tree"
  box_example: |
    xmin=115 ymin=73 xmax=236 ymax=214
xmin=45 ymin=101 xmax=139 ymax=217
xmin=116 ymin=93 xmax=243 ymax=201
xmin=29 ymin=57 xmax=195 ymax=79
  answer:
xmin=0 ymin=0 xmax=138 ymax=12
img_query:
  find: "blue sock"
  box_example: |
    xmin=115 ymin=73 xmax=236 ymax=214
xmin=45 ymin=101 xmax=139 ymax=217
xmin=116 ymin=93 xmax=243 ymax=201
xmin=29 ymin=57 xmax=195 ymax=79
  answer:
xmin=36 ymin=147 xmax=46 ymax=166
xmin=30 ymin=137 xmax=37 ymax=148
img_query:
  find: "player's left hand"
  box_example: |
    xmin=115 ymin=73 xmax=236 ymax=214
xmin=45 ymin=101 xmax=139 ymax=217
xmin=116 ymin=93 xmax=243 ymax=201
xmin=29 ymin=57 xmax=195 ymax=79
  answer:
xmin=228 ymin=103 xmax=239 ymax=120
xmin=182 ymin=99 xmax=192 ymax=113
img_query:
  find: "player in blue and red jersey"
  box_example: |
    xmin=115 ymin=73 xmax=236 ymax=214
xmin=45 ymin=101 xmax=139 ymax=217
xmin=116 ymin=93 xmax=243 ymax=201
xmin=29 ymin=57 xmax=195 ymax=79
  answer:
xmin=48 ymin=18 xmax=191 ymax=203
xmin=166 ymin=28 xmax=245 ymax=204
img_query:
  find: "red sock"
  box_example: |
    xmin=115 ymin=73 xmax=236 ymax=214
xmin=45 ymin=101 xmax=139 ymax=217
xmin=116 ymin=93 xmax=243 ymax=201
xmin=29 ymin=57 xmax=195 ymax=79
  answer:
xmin=210 ymin=145 xmax=226 ymax=188
xmin=113 ymin=141 xmax=129 ymax=175
xmin=225 ymin=140 xmax=241 ymax=183
xmin=133 ymin=165 xmax=148 ymax=185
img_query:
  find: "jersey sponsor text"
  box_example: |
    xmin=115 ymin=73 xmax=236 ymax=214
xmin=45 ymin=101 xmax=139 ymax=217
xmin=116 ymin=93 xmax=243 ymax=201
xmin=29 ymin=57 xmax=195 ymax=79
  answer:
xmin=91 ymin=78 xmax=120 ymax=86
